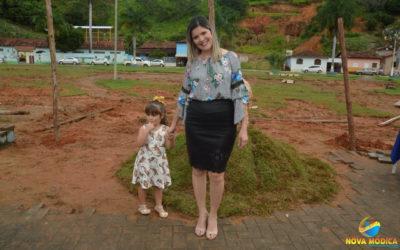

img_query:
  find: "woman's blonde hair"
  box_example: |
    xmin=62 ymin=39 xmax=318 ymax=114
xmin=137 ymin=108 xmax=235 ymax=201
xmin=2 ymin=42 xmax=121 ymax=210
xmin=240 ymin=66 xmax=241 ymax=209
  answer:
xmin=186 ymin=16 xmax=221 ymax=66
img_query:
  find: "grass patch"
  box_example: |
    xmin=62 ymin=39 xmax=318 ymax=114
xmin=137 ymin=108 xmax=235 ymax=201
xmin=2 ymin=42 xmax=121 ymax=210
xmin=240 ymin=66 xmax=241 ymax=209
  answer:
xmin=0 ymin=118 xmax=12 ymax=123
xmin=116 ymin=128 xmax=338 ymax=216
xmin=0 ymin=18 xmax=47 ymax=39
xmin=96 ymin=79 xmax=180 ymax=94
xmin=249 ymin=0 xmax=272 ymax=7
xmin=252 ymin=82 xmax=392 ymax=117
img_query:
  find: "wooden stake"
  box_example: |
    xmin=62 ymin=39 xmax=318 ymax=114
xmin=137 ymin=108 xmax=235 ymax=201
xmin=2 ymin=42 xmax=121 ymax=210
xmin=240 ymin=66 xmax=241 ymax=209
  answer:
xmin=113 ymin=0 xmax=118 ymax=80
xmin=338 ymin=18 xmax=356 ymax=150
xmin=379 ymin=114 xmax=400 ymax=126
xmin=208 ymin=0 xmax=215 ymax=30
xmin=45 ymin=0 xmax=59 ymax=141
xmin=42 ymin=107 xmax=114 ymax=131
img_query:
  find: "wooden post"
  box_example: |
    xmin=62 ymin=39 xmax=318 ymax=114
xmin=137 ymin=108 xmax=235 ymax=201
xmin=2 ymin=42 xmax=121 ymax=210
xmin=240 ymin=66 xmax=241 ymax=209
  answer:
xmin=338 ymin=18 xmax=356 ymax=151
xmin=45 ymin=0 xmax=59 ymax=141
xmin=208 ymin=0 xmax=215 ymax=30
xmin=113 ymin=0 xmax=117 ymax=80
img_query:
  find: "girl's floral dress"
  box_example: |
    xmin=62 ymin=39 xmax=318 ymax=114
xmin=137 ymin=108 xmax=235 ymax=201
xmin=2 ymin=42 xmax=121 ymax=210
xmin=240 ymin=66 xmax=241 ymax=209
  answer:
xmin=132 ymin=124 xmax=171 ymax=189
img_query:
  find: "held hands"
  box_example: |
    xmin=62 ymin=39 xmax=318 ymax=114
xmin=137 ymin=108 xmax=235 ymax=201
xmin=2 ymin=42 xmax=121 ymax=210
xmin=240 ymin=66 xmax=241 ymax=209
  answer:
xmin=166 ymin=125 xmax=176 ymax=141
xmin=146 ymin=122 xmax=155 ymax=131
xmin=238 ymin=127 xmax=248 ymax=149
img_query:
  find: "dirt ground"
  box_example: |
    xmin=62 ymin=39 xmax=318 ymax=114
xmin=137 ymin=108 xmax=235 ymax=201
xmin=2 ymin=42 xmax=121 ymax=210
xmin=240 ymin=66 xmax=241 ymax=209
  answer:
xmin=0 ymin=70 xmax=398 ymax=224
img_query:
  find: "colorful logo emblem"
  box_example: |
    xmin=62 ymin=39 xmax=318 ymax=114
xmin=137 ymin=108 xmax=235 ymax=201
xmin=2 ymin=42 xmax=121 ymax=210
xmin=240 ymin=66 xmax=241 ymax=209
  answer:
xmin=359 ymin=217 xmax=380 ymax=237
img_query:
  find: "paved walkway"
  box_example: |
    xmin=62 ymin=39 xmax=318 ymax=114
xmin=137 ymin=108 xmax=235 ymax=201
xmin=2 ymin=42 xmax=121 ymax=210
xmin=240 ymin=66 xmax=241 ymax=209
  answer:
xmin=1 ymin=152 xmax=399 ymax=249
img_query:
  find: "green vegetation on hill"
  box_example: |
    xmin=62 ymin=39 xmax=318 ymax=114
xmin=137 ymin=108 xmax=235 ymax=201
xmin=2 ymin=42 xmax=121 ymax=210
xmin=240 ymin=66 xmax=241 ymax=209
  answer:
xmin=0 ymin=19 xmax=47 ymax=39
xmin=116 ymin=128 xmax=339 ymax=216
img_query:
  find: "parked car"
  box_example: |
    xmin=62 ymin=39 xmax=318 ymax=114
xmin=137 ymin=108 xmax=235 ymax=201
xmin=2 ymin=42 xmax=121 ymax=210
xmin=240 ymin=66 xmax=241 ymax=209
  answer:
xmin=58 ymin=57 xmax=80 ymax=65
xmin=355 ymin=68 xmax=377 ymax=75
xmin=123 ymin=57 xmax=150 ymax=67
xmin=302 ymin=65 xmax=323 ymax=73
xmin=150 ymin=59 xmax=165 ymax=67
xmin=90 ymin=58 xmax=109 ymax=66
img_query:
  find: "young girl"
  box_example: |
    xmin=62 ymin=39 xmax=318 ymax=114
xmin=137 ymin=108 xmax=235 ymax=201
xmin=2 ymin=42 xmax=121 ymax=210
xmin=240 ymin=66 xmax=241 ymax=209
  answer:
xmin=132 ymin=96 xmax=174 ymax=218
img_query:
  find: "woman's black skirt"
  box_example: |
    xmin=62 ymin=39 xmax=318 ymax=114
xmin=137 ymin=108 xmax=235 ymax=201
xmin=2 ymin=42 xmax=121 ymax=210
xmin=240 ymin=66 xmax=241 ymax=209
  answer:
xmin=185 ymin=99 xmax=237 ymax=173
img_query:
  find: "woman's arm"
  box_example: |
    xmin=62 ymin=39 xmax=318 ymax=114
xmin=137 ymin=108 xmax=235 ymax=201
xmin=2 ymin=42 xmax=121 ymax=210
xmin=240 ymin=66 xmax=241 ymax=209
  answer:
xmin=165 ymin=126 xmax=175 ymax=149
xmin=167 ymin=107 xmax=180 ymax=140
xmin=238 ymin=105 xmax=248 ymax=149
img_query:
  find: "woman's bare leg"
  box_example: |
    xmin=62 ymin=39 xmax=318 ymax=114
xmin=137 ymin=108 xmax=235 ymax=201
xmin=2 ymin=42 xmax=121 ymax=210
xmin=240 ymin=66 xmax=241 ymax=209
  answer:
xmin=207 ymin=171 xmax=225 ymax=240
xmin=192 ymin=167 xmax=208 ymax=236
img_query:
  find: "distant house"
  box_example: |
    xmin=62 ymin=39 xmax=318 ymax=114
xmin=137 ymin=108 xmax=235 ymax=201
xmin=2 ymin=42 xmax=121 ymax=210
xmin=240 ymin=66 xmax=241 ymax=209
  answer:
xmin=175 ymin=41 xmax=187 ymax=67
xmin=337 ymin=51 xmax=381 ymax=74
xmin=136 ymin=41 xmax=176 ymax=57
xmin=380 ymin=52 xmax=398 ymax=75
xmin=0 ymin=37 xmax=125 ymax=64
xmin=286 ymin=50 xmax=330 ymax=73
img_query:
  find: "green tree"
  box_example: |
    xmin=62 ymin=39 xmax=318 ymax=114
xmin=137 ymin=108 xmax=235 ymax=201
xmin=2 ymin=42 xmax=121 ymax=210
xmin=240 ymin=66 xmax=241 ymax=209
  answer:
xmin=55 ymin=26 xmax=85 ymax=52
xmin=120 ymin=3 xmax=151 ymax=57
xmin=314 ymin=0 xmax=358 ymax=72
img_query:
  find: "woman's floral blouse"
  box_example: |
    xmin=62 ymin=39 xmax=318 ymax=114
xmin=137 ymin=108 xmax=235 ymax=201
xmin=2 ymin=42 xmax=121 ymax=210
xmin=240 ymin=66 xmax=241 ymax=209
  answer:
xmin=177 ymin=51 xmax=249 ymax=125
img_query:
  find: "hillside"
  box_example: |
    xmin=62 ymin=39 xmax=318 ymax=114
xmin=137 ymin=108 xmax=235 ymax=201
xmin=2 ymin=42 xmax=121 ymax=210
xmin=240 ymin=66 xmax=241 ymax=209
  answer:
xmin=0 ymin=19 xmax=47 ymax=39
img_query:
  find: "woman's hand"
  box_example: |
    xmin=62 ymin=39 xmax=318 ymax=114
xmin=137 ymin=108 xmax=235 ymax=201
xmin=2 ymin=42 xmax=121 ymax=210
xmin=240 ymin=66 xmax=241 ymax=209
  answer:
xmin=166 ymin=125 xmax=176 ymax=140
xmin=238 ymin=127 xmax=248 ymax=149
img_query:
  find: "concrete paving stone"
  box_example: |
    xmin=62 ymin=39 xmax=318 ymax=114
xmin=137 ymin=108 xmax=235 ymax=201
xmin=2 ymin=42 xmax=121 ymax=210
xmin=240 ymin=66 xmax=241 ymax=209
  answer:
xmin=274 ymin=212 xmax=291 ymax=223
xmin=286 ymin=215 xmax=311 ymax=236
xmin=271 ymin=229 xmax=292 ymax=244
xmin=173 ymin=225 xmax=193 ymax=233
xmin=268 ymin=244 xmax=295 ymax=250
xmin=252 ymin=238 xmax=278 ymax=248
xmin=202 ymin=238 xmax=227 ymax=248
xmin=260 ymin=216 xmax=281 ymax=225
xmin=222 ymin=224 xmax=247 ymax=232
xmin=225 ymin=239 xmax=241 ymax=248
xmin=159 ymin=226 xmax=173 ymax=240
xmin=237 ymin=239 xmax=255 ymax=249
xmin=217 ymin=218 xmax=232 ymax=225
xmin=186 ymin=240 xmax=205 ymax=250
xmin=136 ymin=215 xmax=151 ymax=225
xmin=237 ymin=230 xmax=262 ymax=239
xmin=223 ymin=231 xmax=238 ymax=240
xmin=293 ymin=241 xmax=309 ymax=250
xmin=299 ymin=214 xmax=322 ymax=223
xmin=172 ymin=232 xmax=187 ymax=248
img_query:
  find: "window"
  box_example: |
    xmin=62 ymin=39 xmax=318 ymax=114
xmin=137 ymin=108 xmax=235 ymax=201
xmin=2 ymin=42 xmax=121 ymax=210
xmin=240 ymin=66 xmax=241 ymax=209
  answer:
xmin=94 ymin=51 xmax=105 ymax=54
xmin=314 ymin=59 xmax=321 ymax=65
xmin=372 ymin=63 xmax=378 ymax=68
xmin=296 ymin=58 xmax=303 ymax=64
xmin=353 ymin=62 xmax=359 ymax=67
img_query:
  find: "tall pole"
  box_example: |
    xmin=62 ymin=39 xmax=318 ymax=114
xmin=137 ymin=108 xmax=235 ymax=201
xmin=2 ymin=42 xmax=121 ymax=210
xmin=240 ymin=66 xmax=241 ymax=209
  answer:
xmin=390 ymin=38 xmax=396 ymax=77
xmin=113 ymin=0 xmax=117 ymax=80
xmin=338 ymin=18 xmax=356 ymax=151
xmin=88 ymin=0 xmax=93 ymax=53
xmin=330 ymin=35 xmax=336 ymax=72
xmin=45 ymin=0 xmax=59 ymax=141
xmin=208 ymin=0 xmax=215 ymax=30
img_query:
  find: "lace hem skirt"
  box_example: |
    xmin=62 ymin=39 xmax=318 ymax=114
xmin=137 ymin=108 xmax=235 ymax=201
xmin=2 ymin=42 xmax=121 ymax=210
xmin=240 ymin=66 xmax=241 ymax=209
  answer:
xmin=185 ymin=99 xmax=237 ymax=173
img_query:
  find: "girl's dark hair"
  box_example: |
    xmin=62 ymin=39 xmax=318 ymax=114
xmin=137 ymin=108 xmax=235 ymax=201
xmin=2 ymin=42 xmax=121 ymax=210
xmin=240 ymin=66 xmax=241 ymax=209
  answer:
xmin=186 ymin=16 xmax=221 ymax=65
xmin=145 ymin=100 xmax=167 ymax=125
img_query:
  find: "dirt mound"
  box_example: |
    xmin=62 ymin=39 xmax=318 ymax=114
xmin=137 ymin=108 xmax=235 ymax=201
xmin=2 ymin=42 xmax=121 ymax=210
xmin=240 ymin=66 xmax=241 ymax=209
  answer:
xmin=325 ymin=133 xmax=393 ymax=150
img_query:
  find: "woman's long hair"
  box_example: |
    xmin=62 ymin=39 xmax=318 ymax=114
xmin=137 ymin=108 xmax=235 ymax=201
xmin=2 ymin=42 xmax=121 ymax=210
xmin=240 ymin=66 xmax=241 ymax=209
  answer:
xmin=186 ymin=16 xmax=221 ymax=66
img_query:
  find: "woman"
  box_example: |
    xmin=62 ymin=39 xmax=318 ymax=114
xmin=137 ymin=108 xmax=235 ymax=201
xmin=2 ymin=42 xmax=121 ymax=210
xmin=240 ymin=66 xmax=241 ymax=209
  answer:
xmin=168 ymin=16 xmax=249 ymax=240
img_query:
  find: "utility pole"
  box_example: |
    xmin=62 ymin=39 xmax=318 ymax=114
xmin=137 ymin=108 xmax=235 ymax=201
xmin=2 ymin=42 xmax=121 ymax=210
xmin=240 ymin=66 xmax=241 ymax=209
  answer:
xmin=390 ymin=38 xmax=396 ymax=77
xmin=338 ymin=18 xmax=356 ymax=151
xmin=45 ymin=0 xmax=59 ymax=141
xmin=208 ymin=0 xmax=215 ymax=30
xmin=88 ymin=0 xmax=93 ymax=53
xmin=113 ymin=0 xmax=117 ymax=80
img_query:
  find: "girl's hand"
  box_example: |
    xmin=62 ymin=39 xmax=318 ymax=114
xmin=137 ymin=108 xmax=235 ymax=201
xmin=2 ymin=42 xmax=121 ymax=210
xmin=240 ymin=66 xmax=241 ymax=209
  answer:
xmin=146 ymin=122 xmax=155 ymax=131
xmin=238 ymin=127 xmax=248 ymax=149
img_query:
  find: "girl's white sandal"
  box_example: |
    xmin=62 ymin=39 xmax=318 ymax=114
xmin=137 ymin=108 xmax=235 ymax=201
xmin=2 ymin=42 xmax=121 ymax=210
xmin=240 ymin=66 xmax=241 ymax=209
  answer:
xmin=154 ymin=205 xmax=168 ymax=218
xmin=138 ymin=205 xmax=151 ymax=215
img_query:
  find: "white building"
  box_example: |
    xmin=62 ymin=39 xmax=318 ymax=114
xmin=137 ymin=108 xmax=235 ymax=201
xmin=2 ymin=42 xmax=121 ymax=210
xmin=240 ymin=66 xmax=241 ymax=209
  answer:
xmin=0 ymin=37 xmax=126 ymax=64
xmin=286 ymin=50 xmax=330 ymax=73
